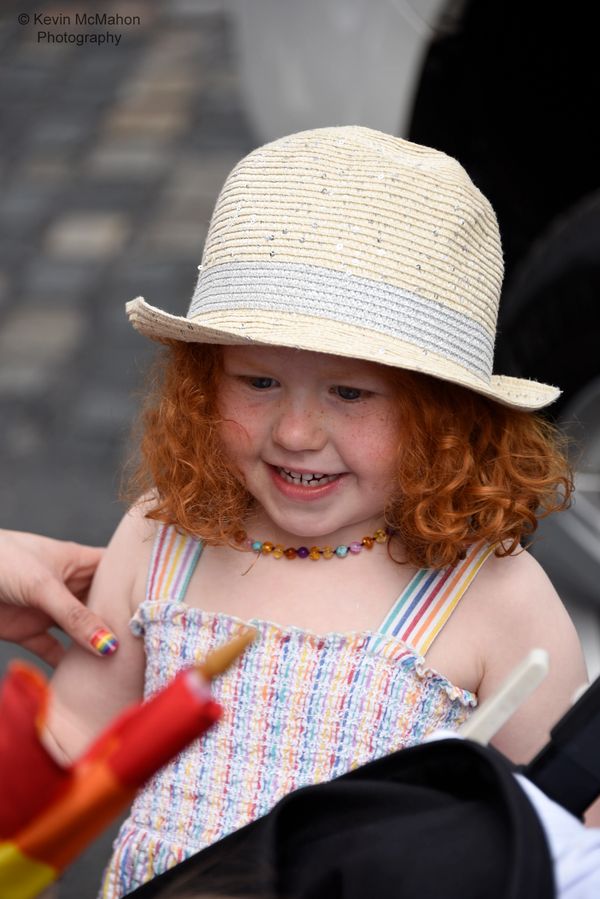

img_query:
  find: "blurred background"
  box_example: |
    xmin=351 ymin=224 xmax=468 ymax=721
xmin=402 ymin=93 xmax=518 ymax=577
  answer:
xmin=0 ymin=0 xmax=599 ymax=895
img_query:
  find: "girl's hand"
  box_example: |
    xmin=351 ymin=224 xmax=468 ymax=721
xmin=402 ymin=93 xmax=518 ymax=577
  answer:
xmin=0 ymin=529 xmax=114 ymax=665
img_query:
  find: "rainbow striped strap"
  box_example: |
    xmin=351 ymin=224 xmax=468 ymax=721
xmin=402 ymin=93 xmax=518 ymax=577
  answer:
xmin=377 ymin=541 xmax=498 ymax=656
xmin=146 ymin=524 xmax=203 ymax=603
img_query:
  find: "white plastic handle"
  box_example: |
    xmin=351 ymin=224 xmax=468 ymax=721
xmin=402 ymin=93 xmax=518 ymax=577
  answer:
xmin=459 ymin=648 xmax=550 ymax=744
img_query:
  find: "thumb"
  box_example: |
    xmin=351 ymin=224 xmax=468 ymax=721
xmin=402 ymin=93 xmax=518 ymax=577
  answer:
xmin=40 ymin=580 xmax=119 ymax=657
xmin=67 ymin=542 xmax=105 ymax=567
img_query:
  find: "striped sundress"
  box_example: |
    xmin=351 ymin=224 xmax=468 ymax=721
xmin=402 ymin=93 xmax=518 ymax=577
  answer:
xmin=100 ymin=525 xmax=497 ymax=898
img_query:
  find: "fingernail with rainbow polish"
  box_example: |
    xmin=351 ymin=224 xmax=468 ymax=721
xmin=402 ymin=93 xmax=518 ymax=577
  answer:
xmin=90 ymin=628 xmax=119 ymax=656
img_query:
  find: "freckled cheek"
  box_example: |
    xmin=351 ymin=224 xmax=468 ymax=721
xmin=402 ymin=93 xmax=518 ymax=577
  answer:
xmin=216 ymin=389 xmax=246 ymax=436
xmin=218 ymin=417 xmax=253 ymax=461
xmin=344 ymin=414 xmax=399 ymax=476
xmin=379 ymin=429 xmax=402 ymax=479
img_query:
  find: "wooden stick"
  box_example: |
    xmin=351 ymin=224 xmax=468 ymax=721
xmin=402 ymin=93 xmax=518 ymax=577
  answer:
xmin=459 ymin=648 xmax=549 ymax=744
xmin=200 ymin=628 xmax=257 ymax=680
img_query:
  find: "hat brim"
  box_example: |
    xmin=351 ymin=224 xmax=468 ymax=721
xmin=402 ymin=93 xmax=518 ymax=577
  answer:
xmin=126 ymin=296 xmax=560 ymax=411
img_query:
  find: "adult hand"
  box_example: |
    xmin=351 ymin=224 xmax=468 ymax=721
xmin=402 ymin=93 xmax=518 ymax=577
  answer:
xmin=0 ymin=529 xmax=117 ymax=666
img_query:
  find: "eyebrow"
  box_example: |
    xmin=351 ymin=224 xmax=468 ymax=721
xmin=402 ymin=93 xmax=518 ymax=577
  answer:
xmin=223 ymin=352 xmax=383 ymax=382
xmin=228 ymin=363 xmax=378 ymax=380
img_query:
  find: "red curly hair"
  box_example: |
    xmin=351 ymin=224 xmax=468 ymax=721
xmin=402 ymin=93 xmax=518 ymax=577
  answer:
xmin=124 ymin=340 xmax=575 ymax=569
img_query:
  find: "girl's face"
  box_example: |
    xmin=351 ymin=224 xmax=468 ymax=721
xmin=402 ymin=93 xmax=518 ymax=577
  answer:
xmin=217 ymin=345 xmax=401 ymax=541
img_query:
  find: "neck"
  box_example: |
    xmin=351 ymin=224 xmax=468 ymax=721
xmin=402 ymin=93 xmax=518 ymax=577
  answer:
xmin=242 ymin=510 xmax=389 ymax=549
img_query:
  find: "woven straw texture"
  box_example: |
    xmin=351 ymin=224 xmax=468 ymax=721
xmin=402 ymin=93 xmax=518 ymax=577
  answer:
xmin=127 ymin=126 xmax=560 ymax=410
xmin=203 ymin=128 xmax=502 ymax=330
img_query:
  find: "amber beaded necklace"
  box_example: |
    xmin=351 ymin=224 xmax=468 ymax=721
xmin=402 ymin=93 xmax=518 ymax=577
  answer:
xmin=234 ymin=527 xmax=390 ymax=560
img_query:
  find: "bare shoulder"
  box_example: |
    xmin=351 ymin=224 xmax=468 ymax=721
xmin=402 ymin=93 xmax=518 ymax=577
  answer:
xmin=472 ymin=543 xmax=577 ymax=632
xmin=472 ymin=544 xmax=585 ymax=681
xmin=478 ymin=540 xmax=552 ymax=589
xmin=99 ymin=496 xmax=159 ymax=613
xmin=474 ymin=544 xmax=588 ymax=762
xmin=110 ymin=494 xmax=158 ymax=549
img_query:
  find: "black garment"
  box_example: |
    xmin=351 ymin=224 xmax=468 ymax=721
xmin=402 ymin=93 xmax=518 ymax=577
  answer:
xmin=127 ymin=739 xmax=554 ymax=899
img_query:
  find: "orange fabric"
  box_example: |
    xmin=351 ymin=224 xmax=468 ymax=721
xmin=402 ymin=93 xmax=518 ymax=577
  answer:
xmin=14 ymin=762 xmax=134 ymax=870
xmin=0 ymin=660 xmax=222 ymax=881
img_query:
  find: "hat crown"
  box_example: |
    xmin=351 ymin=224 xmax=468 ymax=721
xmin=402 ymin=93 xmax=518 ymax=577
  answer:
xmin=199 ymin=126 xmax=504 ymax=354
xmin=126 ymin=127 xmax=560 ymax=410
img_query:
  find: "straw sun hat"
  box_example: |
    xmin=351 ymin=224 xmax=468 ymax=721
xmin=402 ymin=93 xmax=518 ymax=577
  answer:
xmin=127 ymin=126 xmax=559 ymax=410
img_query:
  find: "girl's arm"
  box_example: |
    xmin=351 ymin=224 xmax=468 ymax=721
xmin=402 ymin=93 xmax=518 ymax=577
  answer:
xmin=475 ymin=548 xmax=589 ymax=766
xmin=45 ymin=505 xmax=154 ymax=762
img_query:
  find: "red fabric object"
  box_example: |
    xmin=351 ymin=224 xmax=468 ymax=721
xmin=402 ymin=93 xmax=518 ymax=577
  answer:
xmin=0 ymin=661 xmax=222 ymax=873
xmin=80 ymin=669 xmax=222 ymax=787
xmin=0 ymin=663 xmax=70 ymax=838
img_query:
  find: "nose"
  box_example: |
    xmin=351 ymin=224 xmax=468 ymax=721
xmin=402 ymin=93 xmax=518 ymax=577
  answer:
xmin=271 ymin=395 xmax=328 ymax=453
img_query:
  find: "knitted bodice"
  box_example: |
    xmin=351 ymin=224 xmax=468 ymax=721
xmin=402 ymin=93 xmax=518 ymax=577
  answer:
xmin=100 ymin=528 xmax=496 ymax=898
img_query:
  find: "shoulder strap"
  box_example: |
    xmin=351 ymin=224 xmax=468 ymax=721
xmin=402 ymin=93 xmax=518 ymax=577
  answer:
xmin=146 ymin=522 xmax=203 ymax=603
xmin=378 ymin=540 xmax=498 ymax=655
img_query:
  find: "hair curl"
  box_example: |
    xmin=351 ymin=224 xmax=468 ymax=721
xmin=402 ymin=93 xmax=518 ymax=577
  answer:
xmin=123 ymin=340 xmax=575 ymax=570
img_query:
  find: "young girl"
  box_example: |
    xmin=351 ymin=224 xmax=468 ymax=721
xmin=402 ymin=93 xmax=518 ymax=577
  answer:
xmin=47 ymin=126 xmax=588 ymax=897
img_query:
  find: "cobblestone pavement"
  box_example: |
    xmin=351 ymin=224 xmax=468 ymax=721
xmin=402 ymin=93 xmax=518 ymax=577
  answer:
xmin=0 ymin=1 xmax=254 ymax=894
xmin=0 ymin=0 xmax=253 ymax=544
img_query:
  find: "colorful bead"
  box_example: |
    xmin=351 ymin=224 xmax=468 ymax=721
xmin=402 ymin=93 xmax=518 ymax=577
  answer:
xmin=240 ymin=530 xmax=390 ymax=560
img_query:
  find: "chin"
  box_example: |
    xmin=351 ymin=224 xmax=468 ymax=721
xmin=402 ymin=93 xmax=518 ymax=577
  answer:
xmin=264 ymin=511 xmax=336 ymax=540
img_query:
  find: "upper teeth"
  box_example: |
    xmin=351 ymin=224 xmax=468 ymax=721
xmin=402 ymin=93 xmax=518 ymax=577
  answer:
xmin=278 ymin=468 xmax=338 ymax=486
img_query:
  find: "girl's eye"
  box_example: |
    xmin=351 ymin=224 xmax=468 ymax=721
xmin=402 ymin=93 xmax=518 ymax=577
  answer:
xmin=247 ymin=377 xmax=276 ymax=390
xmin=333 ymin=385 xmax=364 ymax=401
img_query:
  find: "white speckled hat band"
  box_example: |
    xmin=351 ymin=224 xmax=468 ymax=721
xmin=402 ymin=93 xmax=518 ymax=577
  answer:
xmin=127 ymin=125 xmax=560 ymax=410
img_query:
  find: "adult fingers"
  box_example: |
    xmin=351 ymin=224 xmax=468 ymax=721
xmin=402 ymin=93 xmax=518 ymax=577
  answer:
xmin=20 ymin=632 xmax=66 ymax=668
xmin=36 ymin=580 xmax=119 ymax=658
xmin=62 ymin=542 xmax=105 ymax=586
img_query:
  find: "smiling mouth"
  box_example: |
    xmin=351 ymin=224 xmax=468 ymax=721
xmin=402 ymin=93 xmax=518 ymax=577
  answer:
xmin=276 ymin=467 xmax=341 ymax=487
